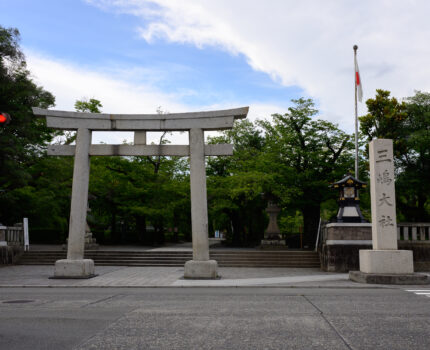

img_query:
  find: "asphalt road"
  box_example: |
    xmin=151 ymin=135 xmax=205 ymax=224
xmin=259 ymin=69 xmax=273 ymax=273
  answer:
xmin=0 ymin=287 xmax=429 ymax=350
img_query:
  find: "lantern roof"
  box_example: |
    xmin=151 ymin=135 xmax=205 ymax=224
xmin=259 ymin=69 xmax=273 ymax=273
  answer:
xmin=331 ymin=174 xmax=367 ymax=188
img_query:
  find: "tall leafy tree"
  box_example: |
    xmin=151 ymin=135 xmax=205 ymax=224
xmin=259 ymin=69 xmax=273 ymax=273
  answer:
xmin=74 ymin=98 xmax=102 ymax=113
xmin=207 ymin=120 xmax=268 ymax=245
xmin=361 ymin=90 xmax=430 ymax=221
xmin=0 ymin=26 xmax=55 ymax=224
xmin=259 ymin=98 xmax=354 ymax=247
xmin=400 ymin=91 xmax=430 ymax=220
xmin=359 ymin=89 xmax=408 ymax=161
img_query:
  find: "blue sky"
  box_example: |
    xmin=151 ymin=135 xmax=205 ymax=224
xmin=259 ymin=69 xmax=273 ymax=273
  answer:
xmin=0 ymin=0 xmax=300 ymax=110
xmin=1 ymin=0 xmax=430 ymax=144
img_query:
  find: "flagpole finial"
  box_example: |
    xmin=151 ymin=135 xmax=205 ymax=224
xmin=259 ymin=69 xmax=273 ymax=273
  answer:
xmin=353 ymin=45 xmax=358 ymax=52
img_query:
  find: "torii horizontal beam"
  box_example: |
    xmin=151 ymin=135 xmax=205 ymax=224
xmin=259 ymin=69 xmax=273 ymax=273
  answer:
xmin=48 ymin=144 xmax=233 ymax=156
xmin=32 ymin=107 xmax=249 ymax=131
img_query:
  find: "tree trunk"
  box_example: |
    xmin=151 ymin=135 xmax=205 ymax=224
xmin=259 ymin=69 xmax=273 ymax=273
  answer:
xmin=231 ymin=212 xmax=242 ymax=246
xmin=302 ymin=204 xmax=320 ymax=249
xmin=417 ymin=193 xmax=430 ymax=222
xmin=136 ymin=215 xmax=147 ymax=244
xmin=111 ymin=210 xmax=120 ymax=244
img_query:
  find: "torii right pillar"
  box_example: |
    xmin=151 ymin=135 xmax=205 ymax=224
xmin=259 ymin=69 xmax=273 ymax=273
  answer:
xmin=350 ymin=139 xmax=429 ymax=284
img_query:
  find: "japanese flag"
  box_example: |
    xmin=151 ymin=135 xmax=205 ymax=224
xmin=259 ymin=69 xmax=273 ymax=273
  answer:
xmin=355 ymin=59 xmax=363 ymax=102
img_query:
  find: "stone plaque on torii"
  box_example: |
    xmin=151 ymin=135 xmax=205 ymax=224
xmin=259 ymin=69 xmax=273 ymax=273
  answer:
xmin=33 ymin=106 xmax=249 ymax=279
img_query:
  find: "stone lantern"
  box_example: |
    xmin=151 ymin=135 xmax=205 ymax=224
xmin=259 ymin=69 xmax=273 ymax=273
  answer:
xmin=331 ymin=174 xmax=367 ymax=223
xmin=261 ymin=194 xmax=285 ymax=247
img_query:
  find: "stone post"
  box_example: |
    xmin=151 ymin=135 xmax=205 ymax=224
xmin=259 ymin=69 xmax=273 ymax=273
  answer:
xmin=134 ymin=131 xmax=147 ymax=145
xmin=184 ymin=128 xmax=218 ymax=278
xmin=54 ymin=128 xmax=95 ymax=278
xmin=0 ymin=225 xmax=6 ymax=246
xmin=349 ymin=139 xmax=428 ymax=284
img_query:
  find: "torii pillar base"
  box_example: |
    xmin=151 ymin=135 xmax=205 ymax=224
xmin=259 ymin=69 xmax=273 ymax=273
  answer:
xmin=184 ymin=260 xmax=218 ymax=279
xmin=52 ymin=259 xmax=96 ymax=279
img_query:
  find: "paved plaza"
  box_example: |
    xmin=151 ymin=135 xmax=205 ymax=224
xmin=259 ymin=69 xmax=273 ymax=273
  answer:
xmin=0 ymin=265 xmax=352 ymax=288
xmin=1 ymin=261 xmax=429 ymax=288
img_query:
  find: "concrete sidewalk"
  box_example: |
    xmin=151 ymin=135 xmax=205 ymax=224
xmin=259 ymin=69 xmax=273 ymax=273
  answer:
xmin=1 ymin=264 xmax=429 ymax=288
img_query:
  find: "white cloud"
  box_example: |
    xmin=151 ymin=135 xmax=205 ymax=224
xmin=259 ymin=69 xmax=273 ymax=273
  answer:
xmin=26 ymin=52 xmax=196 ymax=144
xmin=87 ymin=0 xmax=430 ymax=132
xmin=26 ymin=52 xmax=283 ymax=144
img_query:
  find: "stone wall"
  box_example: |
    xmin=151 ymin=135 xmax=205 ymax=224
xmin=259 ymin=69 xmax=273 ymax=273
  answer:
xmin=325 ymin=224 xmax=371 ymax=241
xmin=0 ymin=246 xmax=23 ymax=265
xmin=399 ymin=242 xmax=430 ymax=272
xmin=320 ymin=243 xmax=430 ymax=272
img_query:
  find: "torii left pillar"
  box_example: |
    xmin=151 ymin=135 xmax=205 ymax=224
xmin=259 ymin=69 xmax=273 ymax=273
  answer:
xmin=184 ymin=128 xmax=218 ymax=278
xmin=54 ymin=128 xmax=95 ymax=278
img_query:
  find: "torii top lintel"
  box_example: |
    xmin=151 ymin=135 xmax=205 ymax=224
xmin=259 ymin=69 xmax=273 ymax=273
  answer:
xmin=32 ymin=106 xmax=249 ymax=131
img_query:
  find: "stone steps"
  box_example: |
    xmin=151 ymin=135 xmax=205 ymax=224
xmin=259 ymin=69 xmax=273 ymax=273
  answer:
xmin=18 ymin=250 xmax=321 ymax=268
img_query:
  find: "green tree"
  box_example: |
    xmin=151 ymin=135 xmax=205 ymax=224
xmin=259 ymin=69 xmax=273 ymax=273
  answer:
xmin=74 ymin=98 xmax=102 ymax=113
xmin=360 ymin=90 xmax=430 ymax=221
xmin=259 ymin=98 xmax=354 ymax=247
xmin=207 ymin=120 xmax=268 ymax=245
xmin=0 ymin=26 xmax=55 ymax=224
xmin=359 ymin=89 xmax=408 ymax=159
xmin=399 ymin=91 xmax=430 ymax=220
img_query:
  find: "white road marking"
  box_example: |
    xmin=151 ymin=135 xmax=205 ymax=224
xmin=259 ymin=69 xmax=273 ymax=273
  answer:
xmin=405 ymin=289 xmax=430 ymax=299
xmin=406 ymin=289 xmax=430 ymax=292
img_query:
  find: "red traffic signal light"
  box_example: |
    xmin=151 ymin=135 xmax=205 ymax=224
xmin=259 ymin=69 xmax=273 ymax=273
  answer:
xmin=0 ymin=112 xmax=11 ymax=126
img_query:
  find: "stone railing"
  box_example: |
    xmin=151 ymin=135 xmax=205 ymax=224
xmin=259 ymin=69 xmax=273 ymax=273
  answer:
xmin=318 ymin=221 xmax=430 ymax=246
xmin=397 ymin=223 xmax=430 ymax=242
xmin=0 ymin=224 xmax=24 ymax=246
xmin=0 ymin=224 xmax=25 ymax=265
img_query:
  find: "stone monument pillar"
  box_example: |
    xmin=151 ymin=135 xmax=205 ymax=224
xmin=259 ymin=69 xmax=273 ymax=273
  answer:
xmin=184 ymin=128 xmax=218 ymax=278
xmin=349 ymin=139 xmax=428 ymax=284
xmin=54 ymin=128 xmax=95 ymax=278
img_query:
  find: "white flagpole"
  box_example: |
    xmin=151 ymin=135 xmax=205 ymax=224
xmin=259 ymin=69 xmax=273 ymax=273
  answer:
xmin=353 ymin=45 xmax=359 ymax=180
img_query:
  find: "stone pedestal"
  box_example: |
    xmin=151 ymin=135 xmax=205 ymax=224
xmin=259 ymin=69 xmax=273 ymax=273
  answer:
xmin=359 ymin=249 xmax=413 ymax=274
xmin=184 ymin=260 xmax=218 ymax=279
xmin=53 ymin=259 xmax=96 ymax=279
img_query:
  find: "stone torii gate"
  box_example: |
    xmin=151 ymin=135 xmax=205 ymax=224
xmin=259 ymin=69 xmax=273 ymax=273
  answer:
xmin=33 ymin=106 xmax=248 ymax=279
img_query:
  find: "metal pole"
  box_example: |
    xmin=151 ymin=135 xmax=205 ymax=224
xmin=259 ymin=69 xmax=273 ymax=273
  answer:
xmin=353 ymin=45 xmax=359 ymax=180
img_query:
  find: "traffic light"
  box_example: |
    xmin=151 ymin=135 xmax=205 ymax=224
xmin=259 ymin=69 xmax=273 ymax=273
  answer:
xmin=0 ymin=112 xmax=11 ymax=126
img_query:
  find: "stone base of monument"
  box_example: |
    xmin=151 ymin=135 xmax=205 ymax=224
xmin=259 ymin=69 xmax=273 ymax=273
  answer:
xmin=349 ymin=250 xmax=430 ymax=285
xmin=260 ymin=239 xmax=287 ymax=250
xmin=349 ymin=270 xmax=429 ymax=285
xmin=184 ymin=260 xmax=218 ymax=279
xmin=51 ymin=259 xmax=97 ymax=279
